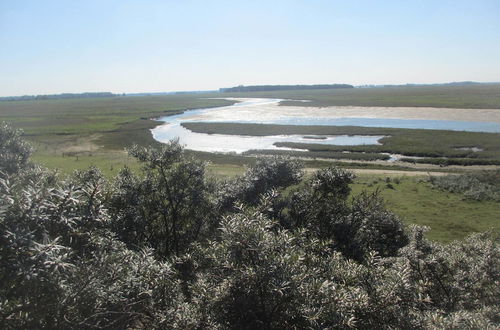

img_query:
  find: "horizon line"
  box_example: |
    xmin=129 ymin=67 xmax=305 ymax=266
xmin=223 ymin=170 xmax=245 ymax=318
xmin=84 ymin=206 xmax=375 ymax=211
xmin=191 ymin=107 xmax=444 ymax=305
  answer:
xmin=1 ymin=81 xmax=500 ymax=99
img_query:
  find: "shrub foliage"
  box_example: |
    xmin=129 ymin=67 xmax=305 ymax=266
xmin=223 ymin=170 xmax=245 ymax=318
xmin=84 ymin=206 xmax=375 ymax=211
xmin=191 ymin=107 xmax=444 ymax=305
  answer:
xmin=430 ymin=170 xmax=500 ymax=201
xmin=0 ymin=123 xmax=498 ymax=328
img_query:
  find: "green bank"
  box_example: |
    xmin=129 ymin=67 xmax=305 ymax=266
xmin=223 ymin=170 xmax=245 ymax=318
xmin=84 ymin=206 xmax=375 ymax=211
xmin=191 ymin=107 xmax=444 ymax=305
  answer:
xmin=183 ymin=122 xmax=500 ymax=165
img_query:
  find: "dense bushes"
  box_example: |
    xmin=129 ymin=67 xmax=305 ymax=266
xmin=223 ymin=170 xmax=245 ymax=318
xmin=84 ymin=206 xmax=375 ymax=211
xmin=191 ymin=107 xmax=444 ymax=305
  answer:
xmin=430 ymin=170 xmax=500 ymax=201
xmin=1 ymin=123 xmax=498 ymax=328
xmin=401 ymin=157 xmax=500 ymax=166
xmin=245 ymin=148 xmax=391 ymax=161
xmin=108 ymin=142 xmax=215 ymax=257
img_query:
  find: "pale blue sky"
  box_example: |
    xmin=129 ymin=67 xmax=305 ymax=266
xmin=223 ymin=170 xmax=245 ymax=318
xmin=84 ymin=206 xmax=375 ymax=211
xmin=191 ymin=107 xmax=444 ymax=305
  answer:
xmin=1 ymin=0 xmax=499 ymax=96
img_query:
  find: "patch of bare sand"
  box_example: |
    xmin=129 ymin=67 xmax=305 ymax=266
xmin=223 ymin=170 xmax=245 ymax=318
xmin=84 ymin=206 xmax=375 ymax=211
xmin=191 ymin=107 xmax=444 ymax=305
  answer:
xmin=49 ymin=134 xmax=103 ymax=154
xmin=63 ymin=141 xmax=100 ymax=153
xmin=193 ymin=98 xmax=500 ymax=123
xmin=290 ymin=105 xmax=500 ymax=123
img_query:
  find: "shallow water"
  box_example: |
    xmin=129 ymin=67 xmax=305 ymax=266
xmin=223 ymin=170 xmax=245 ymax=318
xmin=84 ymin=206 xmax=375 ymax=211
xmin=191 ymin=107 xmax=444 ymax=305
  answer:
xmin=270 ymin=116 xmax=500 ymax=132
xmin=151 ymin=98 xmax=500 ymax=153
xmin=151 ymin=121 xmax=384 ymax=153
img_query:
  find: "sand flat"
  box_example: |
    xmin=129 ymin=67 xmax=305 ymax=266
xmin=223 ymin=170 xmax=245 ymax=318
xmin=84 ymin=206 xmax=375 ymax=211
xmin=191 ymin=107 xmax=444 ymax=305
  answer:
xmin=185 ymin=98 xmax=500 ymax=123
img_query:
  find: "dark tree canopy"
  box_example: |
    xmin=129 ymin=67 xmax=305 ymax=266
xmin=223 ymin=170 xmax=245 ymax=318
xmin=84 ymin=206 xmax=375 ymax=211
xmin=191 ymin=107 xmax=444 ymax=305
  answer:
xmin=220 ymin=84 xmax=354 ymax=92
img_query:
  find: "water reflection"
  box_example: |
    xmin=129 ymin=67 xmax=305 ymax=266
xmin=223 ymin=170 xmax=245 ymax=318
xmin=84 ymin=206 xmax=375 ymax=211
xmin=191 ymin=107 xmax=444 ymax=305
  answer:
xmin=151 ymin=98 xmax=500 ymax=154
xmin=152 ymin=122 xmax=383 ymax=153
xmin=151 ymin=99 xmax=384 ymax=153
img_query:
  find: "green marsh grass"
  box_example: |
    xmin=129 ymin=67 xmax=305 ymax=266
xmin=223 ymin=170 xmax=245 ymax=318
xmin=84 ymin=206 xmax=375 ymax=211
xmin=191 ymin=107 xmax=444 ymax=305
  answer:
xmin=351 ymin=174 xmax=499 ymax=243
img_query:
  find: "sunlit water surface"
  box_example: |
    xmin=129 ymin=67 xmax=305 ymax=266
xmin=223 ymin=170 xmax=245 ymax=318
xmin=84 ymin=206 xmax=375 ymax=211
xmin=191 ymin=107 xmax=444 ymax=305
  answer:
xmin=151 ymin=98 xmax=500 ymax=153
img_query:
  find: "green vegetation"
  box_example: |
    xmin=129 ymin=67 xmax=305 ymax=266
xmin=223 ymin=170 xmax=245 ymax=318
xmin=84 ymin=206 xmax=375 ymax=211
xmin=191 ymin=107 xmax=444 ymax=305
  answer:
xmin=1 ymin=84 xmax=499 ymax=176
xmin=183 ymin=122 xmax=500 ymax=164
xmin=245 ymin=148 xmax=391 ymax=161
xmin=429 ymin=170 xmax=500 ymax=201
xmin=351 ymin=174 xmax=499 ymax=242
xmin=0 ymin=94 xmax=233 ymax=137
xmin=400 ymin=157 xmax=500 ymax=166
xmin=0 ymin=94 xmax=235 ymax=174
xmin=1 ymin=125 xmax=498 ymax=328
xmin=30 ymin=150 xmax=140 ymax=177
xmin=180 ymin=159 xmax=499 ymax=243
xmin=0 ymin=92 xmax=116 ymax=101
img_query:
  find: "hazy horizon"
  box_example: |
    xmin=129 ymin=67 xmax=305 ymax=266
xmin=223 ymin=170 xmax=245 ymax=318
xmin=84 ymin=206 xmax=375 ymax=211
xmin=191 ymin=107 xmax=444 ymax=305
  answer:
xmin=3 ymin=81 xmax=500 ymax=99
xmin=1 ymin=0 xmax=499 ymax=97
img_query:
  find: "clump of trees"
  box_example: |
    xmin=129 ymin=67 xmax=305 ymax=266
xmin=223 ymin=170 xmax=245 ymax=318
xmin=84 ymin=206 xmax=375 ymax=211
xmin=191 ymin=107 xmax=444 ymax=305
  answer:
xmin=1 ymin=122 xmax=498 ymax=329
xmin=219 ymin=84 xmax=354 ymax=92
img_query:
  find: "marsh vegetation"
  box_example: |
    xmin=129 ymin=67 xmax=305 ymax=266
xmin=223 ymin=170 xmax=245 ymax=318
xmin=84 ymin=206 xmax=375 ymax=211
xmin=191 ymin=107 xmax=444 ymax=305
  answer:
xmin=183 ymin=122 xmax=500 ymax=165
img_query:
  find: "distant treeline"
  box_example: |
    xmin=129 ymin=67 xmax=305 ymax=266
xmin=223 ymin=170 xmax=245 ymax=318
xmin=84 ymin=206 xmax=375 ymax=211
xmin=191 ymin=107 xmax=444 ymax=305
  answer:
xmin=358 ymin=81 xmax=491 ymax=88
xmin=220 ymin=84 xmax=354 ymax=92
xmin=0 ymin=92 xmax=117 ymax=101
xmin=125 ymin=90 xmax=218 ymax=96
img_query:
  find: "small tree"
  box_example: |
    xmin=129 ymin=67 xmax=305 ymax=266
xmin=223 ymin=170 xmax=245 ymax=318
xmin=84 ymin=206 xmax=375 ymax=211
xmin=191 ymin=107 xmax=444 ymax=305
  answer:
xmin=217 ymin=156 xmax=303 ymax=211
xmin=287 ymin=167 xmax=354 ymax=237
xmin=109 ymin=141 xmax=215 ymax=257
xmin=0 ymin=122 xmax=32 ymax=176
xmin=287 ymin=167 xmax=408 ymax=261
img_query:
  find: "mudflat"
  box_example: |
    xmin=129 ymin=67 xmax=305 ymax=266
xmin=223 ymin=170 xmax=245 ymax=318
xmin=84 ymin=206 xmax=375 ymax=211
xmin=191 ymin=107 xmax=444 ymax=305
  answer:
xmin=186 ymin=98 xmax=500 ymax=123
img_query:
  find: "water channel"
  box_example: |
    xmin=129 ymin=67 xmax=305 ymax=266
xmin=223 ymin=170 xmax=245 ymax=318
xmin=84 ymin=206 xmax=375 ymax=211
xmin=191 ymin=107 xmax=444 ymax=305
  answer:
xmin=151 ymin=98 xmax=500 ymax=153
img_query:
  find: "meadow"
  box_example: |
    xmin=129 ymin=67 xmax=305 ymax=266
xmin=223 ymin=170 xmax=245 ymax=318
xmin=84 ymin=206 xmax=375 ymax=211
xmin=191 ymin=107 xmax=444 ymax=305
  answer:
xmin=351 ymin=174 xmax=499 ymax=242
xmin=0 ymin=95 xmax=235 ymax=176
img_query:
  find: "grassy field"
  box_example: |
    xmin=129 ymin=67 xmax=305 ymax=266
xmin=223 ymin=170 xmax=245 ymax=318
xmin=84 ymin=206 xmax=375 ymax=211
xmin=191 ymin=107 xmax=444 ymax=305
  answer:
xmin=0 ymin=94 xmax=235 ymax=150
xmin=221 ymin=83 xmax=500 ymax=109
xmin=350 ymin=174 xmax=499 ymax=242
xmin=247 ymin=149 xmax=391 ymax=161
xmin=0 ymin=94 xmax=234 ymax=135
xmin=0 ymin=94 xmax=235 ymax=175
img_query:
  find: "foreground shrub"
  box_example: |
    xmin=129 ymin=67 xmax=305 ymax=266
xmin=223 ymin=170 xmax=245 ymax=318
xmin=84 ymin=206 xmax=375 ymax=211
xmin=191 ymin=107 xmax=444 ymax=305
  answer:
xmin=286 ymin=167 xmax=408 ymax=261
xmin=109 ymin=141 xmax=216 ymax=258
xmin=0 ymin=123 xmax=498 ymax=328
xmin=185 ymin=209 xmax=499 ymax=329
xmin=217 ymin=156 xmax=303 ymax=211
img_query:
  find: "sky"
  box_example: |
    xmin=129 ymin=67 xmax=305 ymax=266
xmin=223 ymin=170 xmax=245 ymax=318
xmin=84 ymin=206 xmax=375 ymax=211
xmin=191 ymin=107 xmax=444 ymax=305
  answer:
xmin=1 ymin=0 xmax=499 ymax=96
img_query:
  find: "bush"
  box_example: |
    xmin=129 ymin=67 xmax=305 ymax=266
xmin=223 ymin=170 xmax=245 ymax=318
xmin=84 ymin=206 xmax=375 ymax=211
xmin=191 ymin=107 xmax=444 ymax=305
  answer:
xmin=0 ymin=122 xmax=32 ymax=176
xmin=109 ymin=141 xmax=216 ymax=257
xmin=0 ymin=123 xmax=498 ymax=328
xmin=217 ymin=156 xmax=303 ymax=210
xmin=429 ymin=170 xmax=500 ymax=201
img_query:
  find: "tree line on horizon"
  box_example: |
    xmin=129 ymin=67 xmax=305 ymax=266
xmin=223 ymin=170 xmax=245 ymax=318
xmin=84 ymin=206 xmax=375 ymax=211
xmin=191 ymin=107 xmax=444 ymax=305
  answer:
xmin=220 ymin=84 xmax=354 ymax=93
xmin=0 ymin=92 xmax=117 ymax=102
